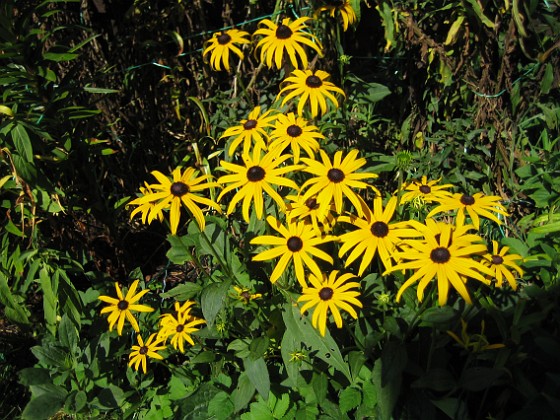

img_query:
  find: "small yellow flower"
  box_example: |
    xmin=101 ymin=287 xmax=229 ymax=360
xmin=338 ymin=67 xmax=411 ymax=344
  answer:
xmin=98 ymin=280 xmax=154 ymax=335
xmin=400 ymin=176 xmax=453 ymax=205
xmin=158 ymin=302 xmax=206 ymax=353
xmin=447 ymin=319 xmax=505 ymax=352
xmin=481 ymin=240 xmax=524 ymax=290
xmin=316 ymin=0 xmax=358 ymax=31
xmin=202 ymin=29 xmax=250 ymax=71
xmin=230 ymin=286 xmax=262 ymax=304
xmin=128 ymin=333 xmax=167 ymax=374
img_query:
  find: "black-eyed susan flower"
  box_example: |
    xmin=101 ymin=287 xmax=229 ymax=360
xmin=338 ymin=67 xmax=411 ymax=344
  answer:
xmin=338 ymin=195 xmax=422 ymax=275
xmin=286 ymin=194 xmax=336 ymax=233
xmin=129 ymin=182 xmax=165 ymax=225
xmin=230 ymin=286 xmax=262 ymax=304
xmin=217 ymin=149 xmax=301 ymax=223
xmin=481 ymin=240 xmax=524 ymax=290
xmin=129 ymin=167 xmax=221 ymax=235
xmin=253 ymin=17 xmax=322 ymax=69
xmin=202 ymin=29 xmax=250 ymax=72
xmin=221 ymin=106 xmax=278 ymax=157
xmin=447 ymin=318 xmax=505 ymax=352
xmin=278 ymin=69 xmax=345 ymax=118
xmin=98 ymin=280 xmax=154 ymax=335
xmin=427 ymin=192 xmax=509 ymax=230
xmin=268 ymin=112 xmax=324 ymax=163
xmin=385 ymin=220 xmax=494 ymax=306
xmin=298 ymin=270 xmax=362 ymax=336
xmin=158 ymin=301 xmax=205 ymax=353
xmin=300 ymin=149 xmax=378 ymax=219
xmin=400 ymin=176 xmax=453 ymax=205
xmin=128 ymin=333 xmax=166 ymax=374
xmin=250 ymin=216 xmax=336 ymax=287
xmin=316 ymin=0 xmax=358 ymax=31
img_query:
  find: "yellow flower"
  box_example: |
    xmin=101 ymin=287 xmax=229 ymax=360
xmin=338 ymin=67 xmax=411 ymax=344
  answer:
xmin=217 ymin=148 xmax=301 ymax=223
xmin=400 ymin=176 xmax=453 ymax=205
xmin=268 ymin=112 xmax=324 ymax=163
xmin=481 ymin=240 xmax=524 ymax=290
xmin=250 ymin=216 xmax=336 ymax=287
xmin=254 ymin=17 xmax=322 ymax=69
xmin=128 ymin=167 xmax=221 ymax=234
xmin=158 ymin=301 xmax=205 ymax=353
xmin=202 ymin=29 xmax=250 ymax=71
xmin=447 ymin=318 xmax=505 ymax=352
xmin=300 ymin=149 xmax=378 ymax=219
xmin=129 ymin=182 xmax=165 ymax=225
xmin=230 ymin=286 xmax=262 ymax=304
xmin=427 ymin=192 xmax=509 ymax=230
xmin=385 ymin=220 xmax=494 ymax=306
xmin=128 ymin=333 xmax=166 ymax=374
xmin=98 ymin=280 xmax=154 ymax=335
xmin=298 ymin=270 xmax=362 ymax=336
xmin=316 ymin=0 xmax=358 ymax=31
xmin=286 ymin=194 xmax=336 ymax=233
xmin=221 ymin=106 xmax=278 ymax=157
xmin=278 ymin=69 xmax=345 ymax=118
xmin=338 ymin=195 xmax=422 ymax=275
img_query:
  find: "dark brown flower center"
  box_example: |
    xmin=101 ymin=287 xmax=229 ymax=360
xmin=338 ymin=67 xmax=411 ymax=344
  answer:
xmin=217 ymin=32 xmax=231 ymax=45
xmin=327 ymin=168 xmax=345 ymax=183
xmin=460 ymin=194 xmax=475 ymax=206
xmin=287 ymin=124 xmax=303 ymax=137
xmin=117 ymin=300 xmax=129 ymax=310
xmin=319 ymin=287 xmax=334 ymax=301
xmin=176 ymin=324 xmax=184 ymax=333
xmin=431 ymin=247 xmax=451 ymax=263
xmin=241 ymin=291 xmax=251 ymax=301
xmin=306 ymin=75 xmax=323 ymax=88
xmin=287 ymin=236 xmax=303 ymax=252
xmin=139 ymin=346 xmax=149 ymax=355
xmin=247 ymin=166 xmax=265 ymax=182
xmin=276 ymin=24 xmax=293 ymax=39
xmin=305 ymin=197 xmax=318 ymax=210
xmin=171 ymin=182 xmax=189 ymax=197
xmin=371 ymin=221 xmax=389 ymax=238
xmin=491 ymin=255 xmax=504 ymax=265
xmin=243 ymin=119 xmax=258 ymax=130
xmin=419 ymin=185 xmax=431 ymax=194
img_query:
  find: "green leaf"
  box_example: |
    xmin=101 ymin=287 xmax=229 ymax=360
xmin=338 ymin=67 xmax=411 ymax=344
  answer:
xmin=339 ymin=387 xmax=361 ymax=414
xmin=272 ymin=393 xmax=291 ymax=419
xmin=464 ymin=0 xmax=495 ymax=28
xmin=43 ymin=52 xmax=79 ymax=61
xmin=160 ymin=283 xmax=202 ymax=300
xmin=96 ymin=384 xmax=126 ymax=408
xmin=12 ymin=124 xmax=33 ymax=162
xmin=58 ymin=314 xmax=78 ymax=351
xmin=39 ymin=267 xmax=57 ymax=335
xmin=283 ymin=303 xmax=352 ymax=382
xmin=0 ymin=271 xmax=30 ymax=324
xmin=232 ymin=372 xmax=255 ymax=413
xmin=311 ymin=372 xmax=328 ymax=404
xmin=166 ymin=234 xmax=196 ymax=264
xmin=372 ymin=351 xmax=402 ymax=420
xmin=31 ymin=344 xmax=67 ymax=368
xmin=19 ymin=368 xmax=52 ymax=386
xmin=208 ymin=391 xmax=235 ymax=420
xmin=420 ymin=306 xmax=457 ymax=326
xmin=201 ymin=280 xmax=231 ymax=327
xmin=249 ymin=336 xmax=269 ymax=360
xmin=83 ymin=86 xmax=120 ymax=94
xmin=244 ymin=357 xmax=270 ymax=400
xmin=22 ymin=393 xmax=65 ymax=420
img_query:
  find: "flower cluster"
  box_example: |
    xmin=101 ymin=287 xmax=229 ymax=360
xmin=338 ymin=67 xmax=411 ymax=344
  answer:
xmin=98 ymin=281 xmax=205 ymax=374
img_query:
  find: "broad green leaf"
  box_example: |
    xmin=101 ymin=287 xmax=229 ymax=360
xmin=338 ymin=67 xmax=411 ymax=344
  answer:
xmin=283 ymin=303 xmax=352 ymax=382
xmin=19 ymin=368 xmax=51 ymax=386
xmin=280 ymin=328 xmax=307 ymax=388
xmin=201 ymin=280 xmax=231 ymax=327
xmin=0 ymin=104 xmax=13 ymax=116
xmin=166 ymin=234 xmax=196 ymax=264
xmin=12 ymin=124 xmax=33 ymax=161
xmin=31 ymin=344 xmax=67 ymax=368
xmin=0 ymin=271 xmax=30 ymax=324
xmin=271 ymin=393 xmax=290 ymax=419
xmin=58 ymin=314 xmax=78 ymax=351
xmin=96 ymin=384 xmax=126 ymax=408
xmin=160 ymin=283 xmax=202 ymax=300
xmin=249 ymin=336 xmax=269 ymax=360
xmin=232 ymin=372 xmax=255 ymax=413
xmin=208 ymin=391 xmax=235 ymax=420
xmin=244 ymin=357 xmax=270 ymax=400
xmin=420 ymin=306 xmax=457 ymax=326
xmin=372 ymin=353 xmax=401 ymax=420
xmin=22 ymin=393 xmax=65 ymax=420
xmin=339 ymin=387 xmax=361 ymax=414
xmin=311 ymin=372 xmax=328 ymax=404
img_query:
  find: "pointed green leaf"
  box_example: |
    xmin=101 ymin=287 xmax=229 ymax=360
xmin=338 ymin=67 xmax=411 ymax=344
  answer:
xmin=244 ymin=357 xmax=270 ymax=400
xmin=201 ymin=280 xmax=231 ymax=327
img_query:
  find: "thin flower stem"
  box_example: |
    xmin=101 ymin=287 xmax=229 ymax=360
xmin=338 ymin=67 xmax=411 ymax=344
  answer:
xmin=199 ymin=228 xmax=235 ymax=281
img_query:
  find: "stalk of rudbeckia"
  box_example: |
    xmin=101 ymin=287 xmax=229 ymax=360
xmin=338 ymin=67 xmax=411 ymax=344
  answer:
xmin=268 ymin=113 xmax=324 ymax=163
xmin=337 ymin=195 xmax=423 ymax=275
xmin=316 ymin=0 xmax=358 ymax=31
xmin=202 ymin=29 xmax=250 ymax=72
xmin=427 ymin=192 xmax=509 ymax=230
xmin=253 ymin=17 xmax=323 ymax=69
xmin=98 ymin=280 xmax=154 ymax=335
xmin=250 ymin=216 xmax=336 ymax=287
xmin=129 ymin=167 xmax=221 ymax=234
xmin=217 ymin=148 xmax=302 ymax=223
xmin=298 ymin=270 xmax=362 ymax=336
xmin=384 ymin=220 xmax=494 ymax=306
xmin=221 ymin=106 xmax=278 ymax=157
xmin=278 ymin=69 xmax=345 ymax=118
xmin=300 ymin=149 xmax=378 ymax=219
xmin=128 ymin=333 xmax=166 ymax=374
xmin=481 ymin=240 xmax=524 ymax=290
